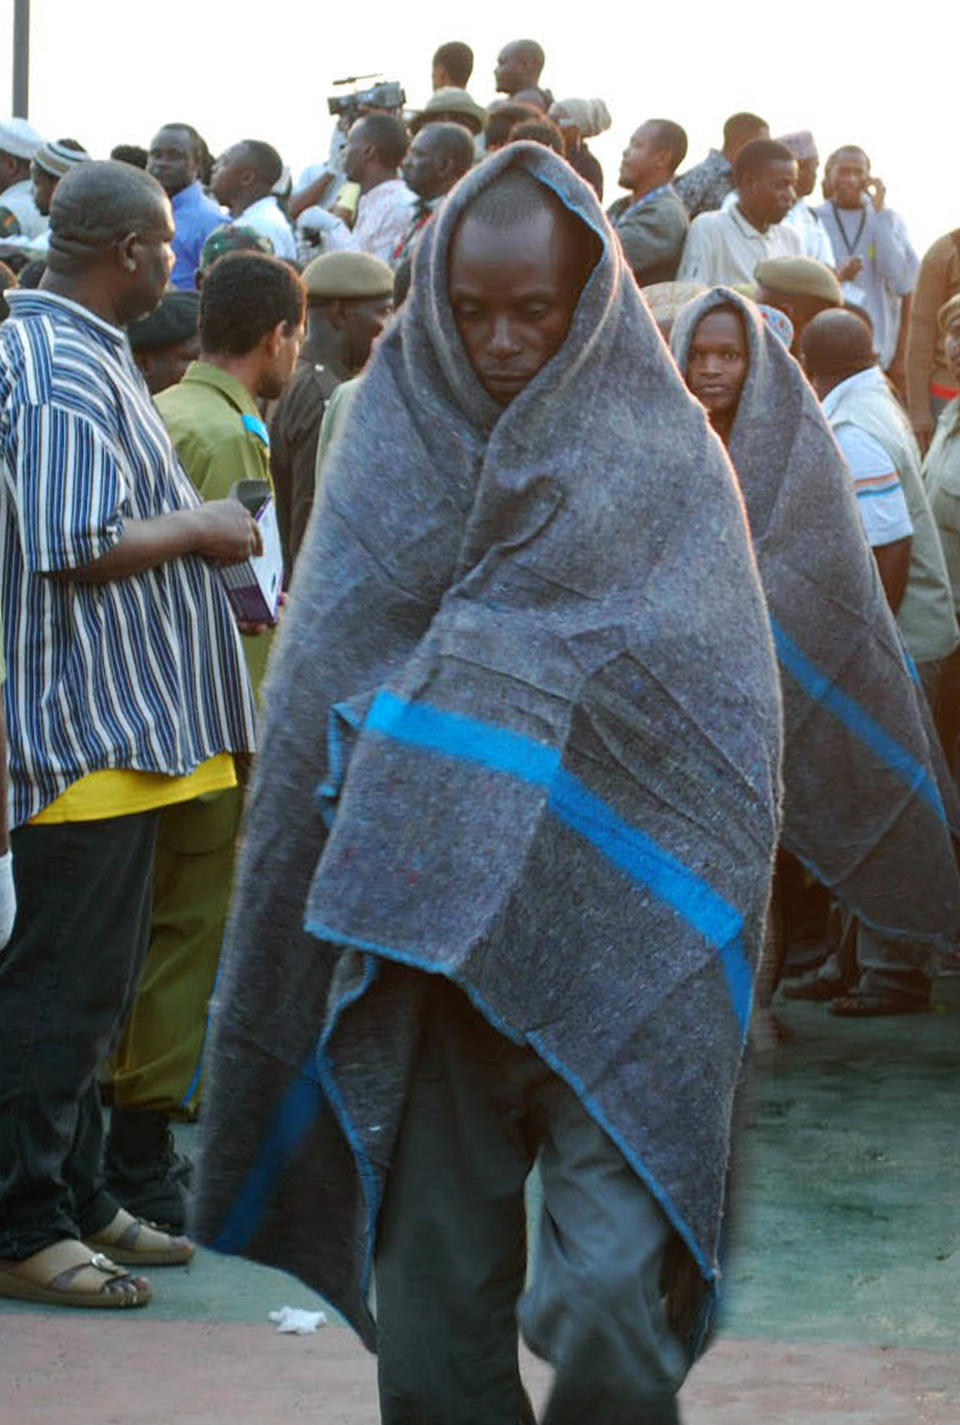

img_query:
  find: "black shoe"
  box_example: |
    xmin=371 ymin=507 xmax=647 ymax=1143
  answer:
xmin=105 ymin=1108 xmax=192 ymax=1234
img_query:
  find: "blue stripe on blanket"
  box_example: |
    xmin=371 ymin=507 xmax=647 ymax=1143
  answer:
xmin=771 ymin=620 xmax=946 ymax=820
xmin=211 ymin=1060 xmax=323 ymax=1254
xmin=365 ymin=689 xmax=751 ymax=1031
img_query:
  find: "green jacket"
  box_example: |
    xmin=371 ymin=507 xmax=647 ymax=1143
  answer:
xmin=156 ymin=362 xmax=275 ymax=692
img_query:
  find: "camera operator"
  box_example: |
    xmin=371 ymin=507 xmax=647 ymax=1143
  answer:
xmin=288 ymin=81 xmax=405 ymax=226
xmin=343 ymin=113 xmax=415 ymax=264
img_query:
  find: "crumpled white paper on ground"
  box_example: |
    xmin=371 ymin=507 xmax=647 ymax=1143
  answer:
xmin=269 ymin=1305 xmax=328 ymax=1334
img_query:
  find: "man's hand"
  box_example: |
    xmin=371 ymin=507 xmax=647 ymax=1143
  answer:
xmin=836 ymin=256 xmax=863 ymax=283
xmin=194 ymin=500 xmax=263 ymax=566
xmin=866 ymin=177 xmax=886 ymax=212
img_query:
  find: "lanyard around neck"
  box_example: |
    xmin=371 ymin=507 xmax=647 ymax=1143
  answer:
xmin=831 ymin=202 xmax=868 ymax=257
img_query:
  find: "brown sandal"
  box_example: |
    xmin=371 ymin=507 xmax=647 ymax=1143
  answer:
xmin=0 ymin=1238 xmax=151 ymax=1308
xmin=85 ymin=1207 xmax=194 ymax=1266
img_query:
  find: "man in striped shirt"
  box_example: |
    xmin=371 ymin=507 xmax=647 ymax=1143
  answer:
xmin=0 ymin=161 xmax=261 ymax=1308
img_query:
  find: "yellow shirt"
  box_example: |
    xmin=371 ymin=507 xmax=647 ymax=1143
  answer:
xmin=30 ymin=754 xmax=237 ymax=825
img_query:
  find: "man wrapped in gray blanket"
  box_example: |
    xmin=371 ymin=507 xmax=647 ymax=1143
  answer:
xmin=192 ymin=144 xmax=783 ymax=1423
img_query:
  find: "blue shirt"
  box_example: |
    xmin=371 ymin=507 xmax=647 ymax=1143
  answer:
xmin=0 ymin=290 xmax=257 ymax=825
xmin=170 ymin=181 xmax=225 ymax=290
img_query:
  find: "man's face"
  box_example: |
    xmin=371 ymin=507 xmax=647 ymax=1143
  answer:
xmin=211 ymin=145 xmax=248 ymax=209
xmin=31 ymin=165 xmax=57 ymax=216
xmin=742 ymin=159 xmax=797 ymax=225
xmin=342 ymin=122 xmax=372 ymax=184
xmin=449 ymin=202 xmax=587 ymax=406
xmin=831 ymin=152 xmax=869 ymax=208
xmin=120 ymin=199 xmax=177 ymax=324
xmin=148 ymin=127 xmax=198 ymax=198
xmin=945 ymin=315 xmax=960 ymax=383
xmin=402 ymin=130 xmax=450 ymax=200
xmin=136 ymin=335 xmax=200 ymax=395
xmin=795 ymin=156 xmax=818 ymax=200
xmin=619 ymin=124 xmax=666 ymax=192
xmin=342 ymin=296 xmax=393 ymax=371
xmin=686 ymin=309 xmax=748 ymax=421
xmin=494 ymin=46 xmax=527 ymax=95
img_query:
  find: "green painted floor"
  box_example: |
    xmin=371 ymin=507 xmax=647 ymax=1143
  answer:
xmin=4 ymin=980 xmax=958 ymax=1346
xmin=2 ymin=980 xmax=958 ymax=1422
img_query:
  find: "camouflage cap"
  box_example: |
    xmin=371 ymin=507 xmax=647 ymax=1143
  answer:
xmin=199 ymin=223 xmax=273 ymax=271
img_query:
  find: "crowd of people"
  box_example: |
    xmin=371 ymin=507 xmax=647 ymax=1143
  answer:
xmin=0 ymin=34 xmax=958 ymax=1425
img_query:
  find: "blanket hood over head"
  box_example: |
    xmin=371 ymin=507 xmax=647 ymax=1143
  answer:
xmin=671 ymin=287 xmax=960 ymax=947
xmin=193 ymin=146 xmax=782 ymax=1345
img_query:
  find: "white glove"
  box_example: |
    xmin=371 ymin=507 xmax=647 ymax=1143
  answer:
xmin=0 ymin=850 xmax=16 ymax=950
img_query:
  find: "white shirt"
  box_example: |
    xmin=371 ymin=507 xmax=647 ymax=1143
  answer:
xmin=677 ymin=204 xmax=802 ymax=286
xmin=352 ymin=179 xmax=417 ymax=264
xmin=0 ymin=177 xmax=46 ymax=241
xmin=720 ymin=191 xmax=835 ymax=267
xmin=234 ymin=194 xmax=296 ymax=261
xmin=823 ymin=369 xmax=913 ymax=548
xmin=783 ymin=201 xmax=835 ymax=266
xmin=295 ymin=206 xmax=359 ymax=264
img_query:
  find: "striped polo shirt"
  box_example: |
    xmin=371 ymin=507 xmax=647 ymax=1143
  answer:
xmin=0 ymin=289 xmax=257 ymax=827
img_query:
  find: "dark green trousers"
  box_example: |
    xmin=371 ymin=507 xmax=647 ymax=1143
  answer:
xmin=111 ymin=788 xmax=242 ymax=1117
xmin=375 ymin=978 xmax=693 ymax=1425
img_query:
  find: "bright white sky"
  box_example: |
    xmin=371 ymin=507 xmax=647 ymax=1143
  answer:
xmin=0 ymin=2 xmax=953 ymax=254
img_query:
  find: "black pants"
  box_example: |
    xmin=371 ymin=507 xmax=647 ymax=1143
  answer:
xmin=376 ymin=980 xmax=692 ymax=1425
xmin=0 ymin=811 xmax=159 ymax=1259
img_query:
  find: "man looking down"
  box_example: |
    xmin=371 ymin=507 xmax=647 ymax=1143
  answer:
xmin=193 ymin=146 xmax=782 ymax=1424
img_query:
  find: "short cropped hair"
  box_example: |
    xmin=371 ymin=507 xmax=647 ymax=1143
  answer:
xmin=238 ymin=140 xmax=284 ymax=188
xmin=462 ymin=167 xmax=601 ymax=286
xmin=485 ymin=101 xmax=541 ymax=148
xmin=160 ymin=122 xmax=214 ymax=184
xmin=110 ymin=144 xmax=148 ymax=170
xmin=47 ymin=161 xmax=168 ymax=275
xmin=647 ymin=119 xmax=688 ymax=174
xmin=509 ymin=119 xmax=564 ymax=155
xmin=420 ymin=122 xmax=476 ymax=177
xmin=735 ymin=138 xmax=795 ymax=185
xmin=199 ymin=252 xmax=306 ymax=356
xmin=356 ymin=114 xmax=409 ymax=169
xmin=433 ymin=41 xmax=474 ymax=87
xmin=723 ymin=112 xmax=768 ymax=150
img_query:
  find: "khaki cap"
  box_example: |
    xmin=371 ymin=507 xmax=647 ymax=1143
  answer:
xmin=302 ymin=250 xmax=394 ymax=302
xmin=754 ymin=255 xmax=842 ymax=305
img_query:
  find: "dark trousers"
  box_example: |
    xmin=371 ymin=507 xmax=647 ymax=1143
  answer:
xmin=0 ymin=811 xmax=159 ymax=1259
xmin=376 ymin=979 xmax=693 ymax=1425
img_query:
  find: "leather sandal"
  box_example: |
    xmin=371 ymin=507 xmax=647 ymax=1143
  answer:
xmin=0 ymin=1238 xmax=151 ymax=1308
xmin=85 ymin=1207 xmax=194 ymax=1266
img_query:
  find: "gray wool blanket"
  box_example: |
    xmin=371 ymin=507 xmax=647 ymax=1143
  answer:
xmin=671 ymin=288 xmax=960 ymax=948
xmin=192 ymin=146 xmax=783 ymax=1347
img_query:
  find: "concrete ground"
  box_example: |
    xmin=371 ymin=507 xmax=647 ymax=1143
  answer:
xmin=2 ymin=981 xmax=959 ymax=1423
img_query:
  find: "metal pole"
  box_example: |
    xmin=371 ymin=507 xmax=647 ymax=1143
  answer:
xmin=13 ymin=0 xmax=30 ymax=117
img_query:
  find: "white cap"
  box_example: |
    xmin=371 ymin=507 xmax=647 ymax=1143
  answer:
xmin=0 ymin=118 xmax=45 ymax=161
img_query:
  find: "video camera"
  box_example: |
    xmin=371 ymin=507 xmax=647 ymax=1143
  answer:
xmin=328 ymin=76 xmax=406 ymax=125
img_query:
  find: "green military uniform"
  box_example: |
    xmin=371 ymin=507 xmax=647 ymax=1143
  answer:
xmin=111 ymin=364 xmax=275 ymax=1118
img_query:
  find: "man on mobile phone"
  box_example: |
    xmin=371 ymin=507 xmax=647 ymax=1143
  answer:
xmin=816 ymin=146 xmax=918 ymax=386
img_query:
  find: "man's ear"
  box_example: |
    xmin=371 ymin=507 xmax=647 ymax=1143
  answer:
xmin=117 ymin=232 xmax=139 ymax=273
xmin=326 ymin=300 xmax=349 ymax=331
xmin=262 ymin=320 xmax=288 ymax=357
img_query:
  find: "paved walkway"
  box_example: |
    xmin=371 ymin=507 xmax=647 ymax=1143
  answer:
xmin=2 ymin=983 xmax=959 ymax=1423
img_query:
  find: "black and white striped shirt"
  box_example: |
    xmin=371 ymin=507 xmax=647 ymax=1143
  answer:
xmin=0 ymin=289 xmax=257 ymax=827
